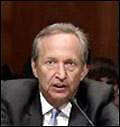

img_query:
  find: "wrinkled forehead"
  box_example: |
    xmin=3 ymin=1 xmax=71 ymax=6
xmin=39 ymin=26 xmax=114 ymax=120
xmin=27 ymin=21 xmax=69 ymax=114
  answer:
xmin=39 ymin=32 xmax=81 ymax=44
xmin=37 ymin=33 xmax=82 ymax=53
xmin=36 ymin=33 xmax=85 ymax=64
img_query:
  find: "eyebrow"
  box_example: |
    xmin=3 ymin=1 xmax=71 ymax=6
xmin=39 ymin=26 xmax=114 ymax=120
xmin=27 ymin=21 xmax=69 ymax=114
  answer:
xmin=46 ymin=57 xmax=56 ymax=60
xmin=46 ymin=57 xmax=79 ymax=63
xmin=65 ymin=58 xmax=78 ymax=63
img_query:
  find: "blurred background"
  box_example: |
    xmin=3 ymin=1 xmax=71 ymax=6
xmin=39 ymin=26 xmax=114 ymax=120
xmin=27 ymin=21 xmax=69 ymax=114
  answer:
xmin=1 ymin=1 xmax=119 ymax=79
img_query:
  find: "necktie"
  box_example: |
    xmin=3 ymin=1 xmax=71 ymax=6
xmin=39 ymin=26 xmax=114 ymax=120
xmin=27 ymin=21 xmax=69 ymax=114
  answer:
xmin=48 ymin=108 xmax=60 ymax=126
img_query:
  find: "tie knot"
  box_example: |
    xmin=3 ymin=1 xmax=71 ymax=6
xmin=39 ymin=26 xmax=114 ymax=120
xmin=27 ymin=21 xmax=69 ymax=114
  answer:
xmin=51 ymin=108 xmax=60 ymax=118
xmin=48 ymin=108 xmax=60 ymax=126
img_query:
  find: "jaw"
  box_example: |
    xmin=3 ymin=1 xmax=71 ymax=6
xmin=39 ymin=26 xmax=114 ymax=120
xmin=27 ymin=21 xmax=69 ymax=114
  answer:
xmin=43 ymin=89 xmax=72 ymax=107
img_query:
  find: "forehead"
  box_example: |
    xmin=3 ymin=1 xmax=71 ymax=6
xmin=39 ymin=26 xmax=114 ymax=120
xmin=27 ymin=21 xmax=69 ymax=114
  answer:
xmin=37 ymin=33 xmax=82 ymax=60
xmin=38 ymin=33 xmax=81 ymax=60
xmin=38 ymin=33 xmax=81 ymax=51
xmin=36 ymin=33 xmax=84 ymax=64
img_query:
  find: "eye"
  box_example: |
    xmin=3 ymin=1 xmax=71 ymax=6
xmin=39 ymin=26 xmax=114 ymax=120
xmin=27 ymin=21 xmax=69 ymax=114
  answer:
xmin=45 ymin=59 xmax=57 ymax=66
xmin=66 ymin=61 xmax=76 ymax=66
xmin=65 ymin=60 xmax=77 ymax=71
xmin=46 ymin=60 xmax=56 ymax=65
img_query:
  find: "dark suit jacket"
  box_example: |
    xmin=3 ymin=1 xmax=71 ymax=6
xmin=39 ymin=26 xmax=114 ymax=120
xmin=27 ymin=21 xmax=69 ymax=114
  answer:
xmin=1 ymin=78 xmax=119 ymax=126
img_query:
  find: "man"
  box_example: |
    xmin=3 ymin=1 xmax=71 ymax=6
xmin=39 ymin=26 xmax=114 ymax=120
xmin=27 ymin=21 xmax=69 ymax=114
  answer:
xmin=1 ymin=23 xmax=119 ymax=126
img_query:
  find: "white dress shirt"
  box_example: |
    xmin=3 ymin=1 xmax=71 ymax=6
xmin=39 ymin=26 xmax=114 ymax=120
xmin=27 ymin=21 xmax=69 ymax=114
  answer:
xmin=40 ymin=92 xmax=72 ymax=126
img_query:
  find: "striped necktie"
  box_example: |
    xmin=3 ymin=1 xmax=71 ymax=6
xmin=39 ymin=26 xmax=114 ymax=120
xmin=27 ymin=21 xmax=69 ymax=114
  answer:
xmin=48 ymin=108 xmax=60 ymax=126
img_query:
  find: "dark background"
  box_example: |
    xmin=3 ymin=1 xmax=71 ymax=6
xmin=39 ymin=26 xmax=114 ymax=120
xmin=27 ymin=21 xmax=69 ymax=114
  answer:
xmin=1 ymin=1 xmax=119 ymax=77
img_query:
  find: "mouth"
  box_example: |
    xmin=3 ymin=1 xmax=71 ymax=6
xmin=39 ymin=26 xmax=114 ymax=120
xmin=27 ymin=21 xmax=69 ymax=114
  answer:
xmin=53 ymin=83 xmax=67 ymax=92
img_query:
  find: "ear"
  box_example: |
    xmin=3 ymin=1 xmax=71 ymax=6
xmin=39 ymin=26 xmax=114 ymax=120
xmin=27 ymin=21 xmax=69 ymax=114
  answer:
xmin=80 ymin=64 xmax=88 ymax=81
xmin=31 ymin=60 xmax=38 ymax=78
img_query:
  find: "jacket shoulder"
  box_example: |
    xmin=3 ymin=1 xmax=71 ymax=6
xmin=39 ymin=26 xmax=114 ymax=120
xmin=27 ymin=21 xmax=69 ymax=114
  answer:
xmin=76 ymin=78 xmax=118 ymax=125
xmin=1 ymin=79 xmax=38 ymax=104
xmin=1 ymin=79 xmax=39 ymax=125
xmin=76 ymin=78 xmax=114 ymax=111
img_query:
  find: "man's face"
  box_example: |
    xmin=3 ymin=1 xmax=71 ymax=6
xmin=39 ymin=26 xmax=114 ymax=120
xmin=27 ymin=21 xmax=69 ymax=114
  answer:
xmin=32 ymin=33 xmax=88 ymax=107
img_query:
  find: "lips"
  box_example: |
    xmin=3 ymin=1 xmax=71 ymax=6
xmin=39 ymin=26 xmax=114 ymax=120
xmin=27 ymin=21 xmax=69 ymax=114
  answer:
xmin=53 ymin=83 xmax=67 ymax=92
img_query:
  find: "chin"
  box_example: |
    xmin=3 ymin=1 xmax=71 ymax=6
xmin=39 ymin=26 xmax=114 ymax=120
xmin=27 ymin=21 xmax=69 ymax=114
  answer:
xmin=51 ymin=93 xmax=70 ymax=103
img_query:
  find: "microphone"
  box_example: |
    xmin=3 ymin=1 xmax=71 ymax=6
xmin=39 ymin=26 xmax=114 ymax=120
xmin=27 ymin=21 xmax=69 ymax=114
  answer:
xmin=71 ymin=97 xmax=95 ymax=126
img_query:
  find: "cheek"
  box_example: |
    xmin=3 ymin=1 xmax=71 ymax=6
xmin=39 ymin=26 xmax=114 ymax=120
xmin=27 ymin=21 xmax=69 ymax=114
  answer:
xmin=69 ymin=70 xmax=81 ymax=82
xmin=36 ymin=67 xmax=55 ymax=86
xmin=68 ymin=71 xmax=81 ymax=89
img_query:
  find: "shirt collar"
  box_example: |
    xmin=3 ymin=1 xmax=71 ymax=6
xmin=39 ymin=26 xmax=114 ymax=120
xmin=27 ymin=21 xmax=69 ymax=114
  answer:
xmin=40 ymin=92 xmax=53 ymax=115
xmin=40 ymin=92 xmax=72 ymax=117
xmin=59 ymin=102 xmax=72 ymax=118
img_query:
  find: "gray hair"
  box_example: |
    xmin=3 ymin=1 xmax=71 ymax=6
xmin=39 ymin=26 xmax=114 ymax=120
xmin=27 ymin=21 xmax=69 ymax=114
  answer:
xmin=31 ymin=23 xmax=89 ymax=65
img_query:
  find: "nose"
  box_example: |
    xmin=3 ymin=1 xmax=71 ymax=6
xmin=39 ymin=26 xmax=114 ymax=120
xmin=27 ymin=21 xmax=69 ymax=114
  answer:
xmin=56 ymin=63 xmax=67 ymax=81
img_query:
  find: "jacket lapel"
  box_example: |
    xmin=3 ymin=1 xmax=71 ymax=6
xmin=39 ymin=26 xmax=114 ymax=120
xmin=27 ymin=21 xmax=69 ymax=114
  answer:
xmin=22 ymin=91 xmax=43 ymax=126
xmin=69 ymin=102 xmax=90 ymax=126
